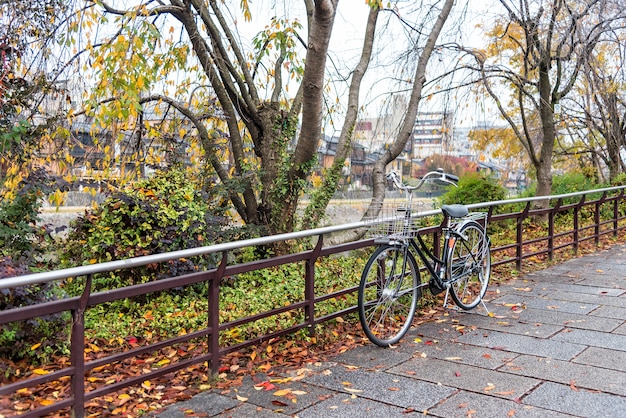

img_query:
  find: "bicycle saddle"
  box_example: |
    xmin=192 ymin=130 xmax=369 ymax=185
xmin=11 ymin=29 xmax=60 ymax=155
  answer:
xmin=441 ymin=204 xmax=468 ymax=218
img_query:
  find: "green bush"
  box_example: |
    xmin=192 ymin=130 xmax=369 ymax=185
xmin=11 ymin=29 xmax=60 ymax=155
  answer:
xmin=61 ymin=168 xmax=231 ymax=293
xmin=0 ymin=257 xmax=69 ymax=364
xmin=0 ymin=169 xmax=69 ymax=364
xmin=439 ymin=172 xmax=507 ymax=206
xmin=0 ymin=168 xmax=55 ymax=259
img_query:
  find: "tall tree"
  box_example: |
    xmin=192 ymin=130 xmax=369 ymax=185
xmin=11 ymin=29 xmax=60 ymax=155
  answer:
xmin=476 ymin=0 xmax=625 ymax=204
xmin=563 ymin=39 xmax=626 ymax=182
xmin=77 ymin=0 xmax=343 ymax=239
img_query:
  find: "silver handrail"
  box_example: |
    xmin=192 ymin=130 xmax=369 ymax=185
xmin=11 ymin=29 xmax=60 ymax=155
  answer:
xmin=2 ymin=184 xmax=624 ymax=290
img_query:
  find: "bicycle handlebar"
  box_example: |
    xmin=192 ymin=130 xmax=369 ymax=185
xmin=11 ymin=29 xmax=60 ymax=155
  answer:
xmin=386 ymin=168 xmax=459 ymax=191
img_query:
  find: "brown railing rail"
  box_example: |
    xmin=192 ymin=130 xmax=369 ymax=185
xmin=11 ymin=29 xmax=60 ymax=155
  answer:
xmin=1 ymin=185 xmax=626 ymax=417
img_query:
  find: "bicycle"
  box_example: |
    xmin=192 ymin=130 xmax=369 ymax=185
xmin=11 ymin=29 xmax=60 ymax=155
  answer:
xmin=358 ymin=169 xmax=491 ymax=347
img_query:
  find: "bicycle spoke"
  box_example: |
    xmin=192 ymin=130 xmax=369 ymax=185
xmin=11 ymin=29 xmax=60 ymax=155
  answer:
xmin=358 ymin=245 xmax=420 ymax=346
xmin=448 ymin=221 xmax=491 ymax=310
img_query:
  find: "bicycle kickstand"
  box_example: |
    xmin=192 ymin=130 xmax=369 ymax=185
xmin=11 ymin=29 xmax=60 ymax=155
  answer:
xmin=442 ymin=288 xmax=458 ymax=312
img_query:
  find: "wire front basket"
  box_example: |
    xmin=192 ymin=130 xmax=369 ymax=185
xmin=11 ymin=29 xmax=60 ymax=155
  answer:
xmin=365 ymin=201 xmax=423 ymax=239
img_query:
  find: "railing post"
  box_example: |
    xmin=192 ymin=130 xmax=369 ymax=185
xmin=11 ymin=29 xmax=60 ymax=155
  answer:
xmin=517 ymin=203 xmax=530 ymax=271
xmin=71 ymin=274 xmax=91 ymax=418
xmin=595 ymin=192 xmax=607 ymax=245
xmin=305 ymin=236 xmax=324 ymax=337
xmin=548 ymin=199 xmax=562 ymax=261
xmin=614 ymin=190 xmax=623 ymax=236
xmin=208 ymin=251 xmax=228 ymax=375
xmin=573 ymin=196 xmax=585 ymax=254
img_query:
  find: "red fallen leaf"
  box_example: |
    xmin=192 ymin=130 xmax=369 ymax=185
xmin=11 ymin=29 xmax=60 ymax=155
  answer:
xmin=569 ymin=380 xmax=579 ymax=392
xmin=455 ymin=371 xmax=461 ymax=377
xmin=424 ymin=341 xmax=434 ymax=345
xmin=482 ymin=353 xmax=492 ymax=359
xmin=255 ymin=381 xmax=277 ymax=391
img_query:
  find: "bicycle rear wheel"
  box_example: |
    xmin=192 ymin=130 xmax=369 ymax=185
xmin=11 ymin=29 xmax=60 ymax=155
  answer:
xmin=447 ymin=220 xmax=491 ymax=310
xmin=358 ymin=244 xmax=420 ymax=347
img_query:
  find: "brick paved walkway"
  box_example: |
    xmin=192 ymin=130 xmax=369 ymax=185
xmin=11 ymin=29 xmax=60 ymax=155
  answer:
xmin=154 ymin=244 xmax=626 ymax=417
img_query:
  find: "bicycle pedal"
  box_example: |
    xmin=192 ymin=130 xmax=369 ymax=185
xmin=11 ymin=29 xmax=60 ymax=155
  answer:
xmin=428 ymin=280 xmax=445 ymax=295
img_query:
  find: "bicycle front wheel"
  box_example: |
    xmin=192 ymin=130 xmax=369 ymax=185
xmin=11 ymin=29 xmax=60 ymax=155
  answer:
xmin=448 ymin=221 xmax=491 ymax=310
xmin=358 ymin=244 xmax=420 ymax=347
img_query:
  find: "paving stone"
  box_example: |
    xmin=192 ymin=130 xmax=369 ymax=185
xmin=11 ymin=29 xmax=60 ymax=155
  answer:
xmin=572 ymin=347 xmax=626 ymax=372
xmin=296 ymin=393 xmax=408 ymax=417
xmin=506 ymin=307 xmax=623 ymax=332
xmin=588 ymin=304 xmax=626 ymax=320
xmin=225 ymin=376 xmax=335 ymax=415
xmin=406 ymin=316 xmax=465 ymax=341
xmin=490 ymin=294 xmax=598 ymax=314
xmin=395 ymin=339 xmax=516 ymax=370
xmin=302 ymin=365 xmax=455 ymax=411
xmin=430 ymin=390 xmax=574 ymax=418
xmin=388 ymin=357 xmax=539 ymax=401
xmin=152 ymin=392 xmax=246 ymax=417
xmin=213 ymin=402 xmax=289 ymax=417
xmin=548 ymin=290 xmax=626 ymax=309
xmin=462 ymin=311 xmax=564 ymax=338
xmin=545 ymin=283 xmax=625 ymax=297
xmin=502 ymin=354 xmax=626 ymax=396
xmin=524 ymin=381 xmax=626 ymax=418
xmin=455 ymin=329 xmax=586 ymax=360
xmin=330 ymin=343 xmax=414 ymax=371
xmin=552 ymin=328 xmax=626 ymax=352
xmin=614 ymin=322 xmax=626 ymax=335
xmin=576 ymin=276 xmax=626 ymax=288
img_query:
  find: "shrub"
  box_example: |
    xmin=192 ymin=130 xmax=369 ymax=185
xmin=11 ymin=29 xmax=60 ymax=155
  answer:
xmin=439 ymin=172 xmax=507 ymax=206
xmin=61 ymin=168 xmax=231 ymax=293
xmin=0 ymin=257 xmax=69 ymax=364
xmin=0 ymin=169 xmax=69 ymax=364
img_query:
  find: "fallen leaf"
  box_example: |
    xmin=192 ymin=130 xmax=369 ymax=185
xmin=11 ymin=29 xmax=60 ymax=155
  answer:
xmin=569 ymin=380 xmax=579 ymax=392
xmin=484 ymin=383 xmax=496 ymax=392
xmin=495 ymin=390 xmax=515 ymax=396
xmin=291 ymin=390 xmax=307 ymax=396
xmin=236 ymin=394 xmax=248 ymax=402
xmin=273 ymin=389 xmax=292 ymax=397
xmin=344 ymin=388 xmax=363 ymax=393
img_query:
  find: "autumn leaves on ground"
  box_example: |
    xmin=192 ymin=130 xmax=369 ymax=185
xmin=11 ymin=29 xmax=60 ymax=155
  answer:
xmin=1 ymin=230 xmax=622 ymax=417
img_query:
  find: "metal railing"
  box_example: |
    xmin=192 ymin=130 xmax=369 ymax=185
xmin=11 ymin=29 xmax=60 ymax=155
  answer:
xmin=1 ymin=185 xmax=626 ymax=417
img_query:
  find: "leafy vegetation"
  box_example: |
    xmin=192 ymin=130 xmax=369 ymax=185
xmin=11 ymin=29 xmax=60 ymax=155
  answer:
xmin=439 ymin=171 xmax=508 ymax=206
xmin=61 ymin=167 xmax=233 ymax=294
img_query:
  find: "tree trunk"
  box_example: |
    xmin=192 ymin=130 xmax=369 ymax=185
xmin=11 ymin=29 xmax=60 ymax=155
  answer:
xmin=302 ymin=5 xmax=379 ymax=230
xmin=334 ymin=0 xmax=455 ymax=244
